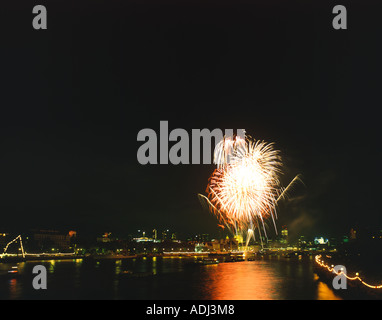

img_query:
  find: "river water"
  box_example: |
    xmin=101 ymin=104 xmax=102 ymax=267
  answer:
xmin=0 ymin=255 xmax=342 ymax=300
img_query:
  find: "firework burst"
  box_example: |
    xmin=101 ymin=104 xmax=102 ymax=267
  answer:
xmin=199 ymin=135 xmax=300 ymax=249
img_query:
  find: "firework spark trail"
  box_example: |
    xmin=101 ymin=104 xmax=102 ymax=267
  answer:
xmin=200 ymin=135 xmax=302 ymax=249
xmin=276 ymin=174 xmax=304 ymax=203
xmin=198 ymin=193 xmax=232 ymax=231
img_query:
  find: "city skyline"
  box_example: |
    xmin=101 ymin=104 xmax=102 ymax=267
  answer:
xmin=0 ymin=223 xmax=368 ymax=245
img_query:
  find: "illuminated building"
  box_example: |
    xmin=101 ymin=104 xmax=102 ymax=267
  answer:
xmin=314 ymin=236 xmax=328 ymax=245
xmin=195 ymin=243 xmax=208 ymax=252
xmin=97 ymin=232 xmax=112 ymax=243
xmin=234 ymin=234 xmax=243 ymax=245
xmin=280 ymin=226 xmax=288 ymax=244
xmin=162 ymin=229 xmax=170 ymax=241
xmin=350 ymin=228 xmax=357 ymax=240
xmin=33 ymin=230 xmax=73 ymax=251
xmin=134 ymin=237 xmax=153 ymax=242
xmin=211 ymin=240 xmax=221 ymax=251
xmin=298 ymin=236 xmax=306 ymax=249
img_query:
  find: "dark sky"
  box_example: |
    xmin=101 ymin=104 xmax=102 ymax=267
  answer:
xmin=1 ymin=0 xmax=382 ymax=241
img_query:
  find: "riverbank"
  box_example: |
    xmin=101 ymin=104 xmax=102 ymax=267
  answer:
xmin=0 ymin=250 xmax=316 ymax=263
xmin=314 ymin=255 xmax=382 ymax=300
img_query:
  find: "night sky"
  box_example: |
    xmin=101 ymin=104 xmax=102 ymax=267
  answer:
xmin=1 ymin=0 xmax=382 ymax=241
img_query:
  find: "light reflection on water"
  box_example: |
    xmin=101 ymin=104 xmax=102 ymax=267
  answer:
xmin=0 ymin=257 xmax=342 ymax=300
xmin=204 ymin=262 xmax=281 ymax=300
xmin=314 ymin=274 xmax=342 ymax=300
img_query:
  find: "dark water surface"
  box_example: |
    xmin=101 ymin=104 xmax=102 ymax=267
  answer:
xmin=0 ymin=256 xmax=342 ymax=300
